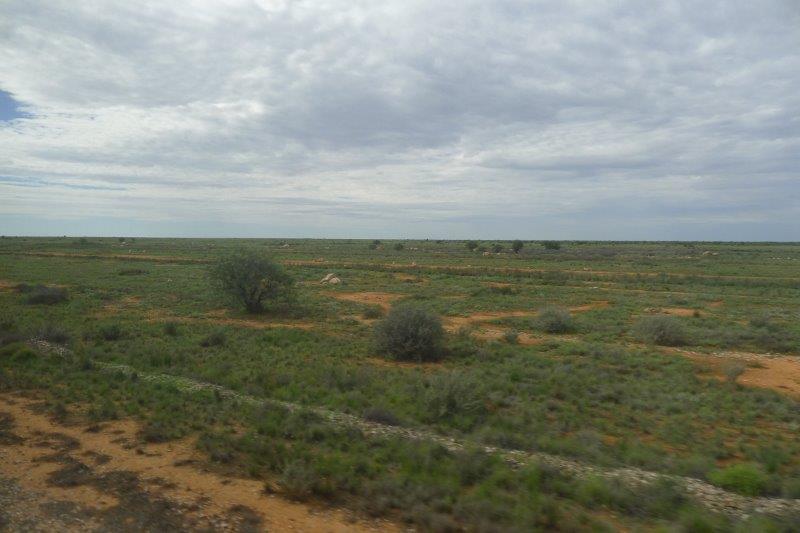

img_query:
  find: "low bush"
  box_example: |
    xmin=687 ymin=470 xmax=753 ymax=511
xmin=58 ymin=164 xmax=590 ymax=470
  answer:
xmin=502 ymin=330 xmax=519 ymax=344
xmin=163 ymin=322 xmax=180 ymax=336
xmin=633 ymin=315 xmax=687 ymax=346
xmin=373 ymin=304 xmax=444 ymax=362
xmin=537 ymin=307 xmax=574 ymax=334
xmin=279 ymin=460 xmax=319 ymax=501
xmin=200 ymin=330 xmax=226 ymax=347
xmin=35 ymin=324 xmax=71 ymax=344
xmin=25 ymin=285 xmax=69 ymax=305
xmin=709 ymin=463 xmax=768 ymax=496
xmin=362 ymin=305 xmax=385 ymax=319
xmin=98 ymin=324 xmax=123 ymax=341
xmin=363 ymin=407 xmax=403 ymax=426
xmin=118 ymin=268 xmax=148 ymax=276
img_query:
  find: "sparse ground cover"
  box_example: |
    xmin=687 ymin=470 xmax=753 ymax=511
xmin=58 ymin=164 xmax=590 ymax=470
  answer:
xmin=1 ymin=237 xmax=800 ymax=531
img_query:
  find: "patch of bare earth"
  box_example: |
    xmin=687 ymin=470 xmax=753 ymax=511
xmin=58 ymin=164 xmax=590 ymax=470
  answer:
xmin=144 ymin=309 xmax=314 ymax=330
xmin=323 ymin=291 xmax=403 ymax=312
xmin=0 ymin=394 xmax=397 ymax=532
xmin=670 ymin=350 xmax=800 ymax=399
xmin=0 ymin=279 xmax=18 ymax=291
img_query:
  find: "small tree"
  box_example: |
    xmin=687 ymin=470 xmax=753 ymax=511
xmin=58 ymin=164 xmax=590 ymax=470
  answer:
xmin=511 ymin=240 xmax=524 ymax=253
xmin=209 ymin=249 xmax=293 ymax=313
xmin=542 ymin=240 xmax=561 ymax=250
xmin=393 ymin=242 xmax=405 ymax=251
xmin=465 ymin=240 xmax=479 ymax=251
xmin=374 ymin=304 xmax=445 ymax=362
xmin=491 ymin=243 xmax=504 ymax=253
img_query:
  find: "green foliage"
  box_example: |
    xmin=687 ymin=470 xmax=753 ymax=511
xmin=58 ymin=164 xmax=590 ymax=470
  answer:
xmin=362 ymin=305 xmax=385 ymax=319
xmin=163 ymin=321 xmax=180 ymax=336
xmin=98 ymin=324 xmax=123 ymax=341
xmin=633 ymin=315 xmax=688 ymax=346
xmin=36 ymin=323 xmax=71 ymax=344
xmin=200 ymin=329 xmax=227 ymax=347
xmin=537 ymin=306 xmax=574 ymax=333
xmin=393 ymin=242 xmax=405 ymax=251
xmin=542 ymin=240 xmax=561 ymax=250
xmin=24 ymin=285 xmax=69 ymax=305
xmin=209 ymin=248 xmax=293 ymax=313
xmin=491 ymin=243 xmax=504 ymax=253
xmin=373 ymin=304 xmax=445 ymax=362
xmin=511 ymin=239 xmax=524 ymax=253
xmin=465 ymin=240 xmax=478 ymax=251
xmin=709 ymin=463 xmax=769 ymax=496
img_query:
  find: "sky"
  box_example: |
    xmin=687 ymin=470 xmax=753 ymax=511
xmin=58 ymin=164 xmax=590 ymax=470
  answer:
xmin=1 ymin=0 xmax=798 ymax=240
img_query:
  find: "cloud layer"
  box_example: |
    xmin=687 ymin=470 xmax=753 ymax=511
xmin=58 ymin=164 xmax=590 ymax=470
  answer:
xmin=1 ymin=0 xmax=798 ymax=239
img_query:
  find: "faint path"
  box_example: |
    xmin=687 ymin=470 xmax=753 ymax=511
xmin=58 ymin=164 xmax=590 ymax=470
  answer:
xmin=27 ymin=340 xmax=800 ymax=521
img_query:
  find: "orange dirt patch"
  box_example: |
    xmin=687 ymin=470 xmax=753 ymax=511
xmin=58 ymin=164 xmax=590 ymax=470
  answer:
xmin=365 ymin=357 xmax=444 ymax=371
xmin=145 ymin=309 xmax=314 ymax=330
xmin=0 ymin=279 xmax=18 ymax=291
xmin=0 ymin=394 xmax=397 ymax=532
xmin=569 ymin=301 xmax=610 ymax=312
xmin=324 ymin=291 xmax=403 ymax=311
xmin=672 ymin=351 xmax=800 ymax=399
xmin=661 ymin=307 xmax=703 ymax=317
xmin=393 ymin=273 xmax=425 ymax=283
xmin=708 ymin=300 xmax=724 ymax=308
xmin=94 ymin=295 xmax=142 ymax=317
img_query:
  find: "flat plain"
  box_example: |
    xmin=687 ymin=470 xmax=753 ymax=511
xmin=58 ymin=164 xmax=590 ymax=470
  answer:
xmin=1 ymin=237 xmax=799 ymax=532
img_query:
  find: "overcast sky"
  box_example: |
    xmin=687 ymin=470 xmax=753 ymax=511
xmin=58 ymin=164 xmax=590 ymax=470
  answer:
xmin=1 ymin=0 xmax=798 ymax=240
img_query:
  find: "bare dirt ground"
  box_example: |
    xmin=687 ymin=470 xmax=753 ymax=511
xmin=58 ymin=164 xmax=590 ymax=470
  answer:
xmin=674 ymin=350 xmax=800 ymax=399
xmin=0 ymin=394 xmax=397 ymax=533
xmin=323 ymin=291 xmax=403 ymax=311
xmin=142 ymin=309 xmax=314 ymax=331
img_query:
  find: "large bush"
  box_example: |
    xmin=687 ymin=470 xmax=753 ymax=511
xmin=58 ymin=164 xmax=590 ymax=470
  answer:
xmin=373 ymin=304 xmax=445 ymax=362
xmin=209 ymin=249 xmax=293 ymax=313
xmin=633 ymin=316 xmax=687 ymax=346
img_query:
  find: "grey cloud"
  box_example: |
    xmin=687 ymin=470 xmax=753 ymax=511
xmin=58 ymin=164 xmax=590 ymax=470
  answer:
xmin=0 ymin=0 xmax=798 ymax=238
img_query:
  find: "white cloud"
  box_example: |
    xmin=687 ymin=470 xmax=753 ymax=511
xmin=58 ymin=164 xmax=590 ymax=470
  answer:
xmin=0 ymin=0 xmax=798 ymax=238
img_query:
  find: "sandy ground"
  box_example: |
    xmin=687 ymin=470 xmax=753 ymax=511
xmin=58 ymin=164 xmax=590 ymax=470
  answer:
xmin=0 ymin=394 xmax=398 ymax=533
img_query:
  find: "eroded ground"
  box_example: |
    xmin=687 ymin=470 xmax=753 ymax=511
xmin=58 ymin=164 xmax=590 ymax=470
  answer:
xmin=0 ymin=394 xmax=396 ymax=533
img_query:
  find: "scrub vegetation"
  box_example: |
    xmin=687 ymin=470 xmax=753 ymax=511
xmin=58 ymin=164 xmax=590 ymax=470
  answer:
xmin=1 ymin=237 xmax=799 ymax=531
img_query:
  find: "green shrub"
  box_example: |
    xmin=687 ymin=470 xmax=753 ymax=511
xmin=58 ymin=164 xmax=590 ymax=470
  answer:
xmin=709 ymin=463 xmax=768 ymax=496
xmin=542 ymin=241 xmax=561 ymax=250
xmin=98 ymin=324 xmax=123 ymax=341
xmin=163 ymin=321 xmax=180 ymax=336
xmin=363 ymin=407 xmax=403 ymax=426
xmin=465 ymin=240 xmax=478 ymax=251
xmin=35 ymin=324 xmax=70 ymax=344
xmin=393 ymin=243 xmax=405 ymax=251
xmin=633 ymin=315 xmax=687 ymax=346
xmin=25 ymin=285 xmax=69 ymax=305
xmin=511 ymin=240 xmax=524 ymax=253
xmin=209 ymin=249 xmax=293 ymax=313
xmin=279 ymin=460 xmax=318 ymax=501
xmin=373 ymin=304 xmax=444 ymax=362
xmin=117 ymin=268 xmax=148 ymax=276
xmin=491 ymin=243 xmax=504 ymax=253
xmin=502 ymin=330 xmax=519 ymax=344
xmin=362 ymin=305 xmax=385 ymax=319
xmin=537 ymin=307 xmax=574 ymax=334
xmin=200 ymin=330 xmax=226 ymax=347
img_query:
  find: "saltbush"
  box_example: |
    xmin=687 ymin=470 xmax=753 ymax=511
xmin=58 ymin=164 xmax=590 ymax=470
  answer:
xmin=537 ymin=307 xmax=574 ymax=334
xmin=373 ymin=304 xmax=444 ymax=362
xmin=24 ymin=285 xmax=69 ymax=305
xmin=633 ymin=315 xmax=687 ymax=346
xmin=708 ymin=463 xmax=768 ymax=496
